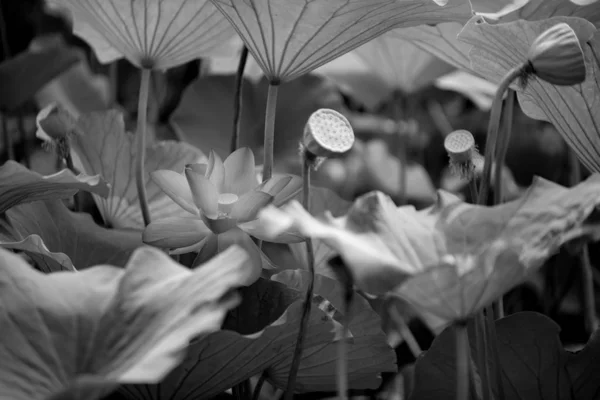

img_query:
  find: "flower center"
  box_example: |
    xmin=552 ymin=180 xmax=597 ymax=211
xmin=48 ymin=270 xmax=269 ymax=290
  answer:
xmin=218 ymin=193 xmax=238 ymax=215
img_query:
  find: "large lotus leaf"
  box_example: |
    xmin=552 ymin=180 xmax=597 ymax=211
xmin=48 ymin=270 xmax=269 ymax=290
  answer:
xmin=458 ymin=17 xmax=600 ymax=174
xmin=64 ymin=110 xmax=206 ymax=229
xmin=0 ymin=41 xmax=81 ymax=110
xmin=0 ymin=161 xmax=109 ymax=214
xmin=410 ymin=311 xmax=600 ymax=400
xmin=315 ymin=33 xmax=455 ymax=108
xmin=209 ymin=0 xmax=473 ymax=82
xmin=0 ymin=245 xmax=251 ymax=400
xmin=46 ymin=0 xmax=238 ymax=70
xmin=269 ymin=270 xmax=396 ymax=391
xmin=0 ymin=200 xmax=141 ymax=272
xmin=257 ymin=174 xmax=600 ymax=320
xmin=434 ymin=70 xmax=497 ymax=110
xmin=121 ymin=278 xmax=338 ymax=399
xmin=491 ymin=0 xmax=600 ymax=26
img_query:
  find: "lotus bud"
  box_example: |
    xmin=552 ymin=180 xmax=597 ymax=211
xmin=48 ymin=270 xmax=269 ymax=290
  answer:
xmin=444 ymin=129 xmax=483 ymax=181
xmin=35 ymin=103 xmax=79 ymax=161
xmin=526 ymin=22 xmax=586 ymax=86
xmin=302 ymin=108 xmax=355 ymax=168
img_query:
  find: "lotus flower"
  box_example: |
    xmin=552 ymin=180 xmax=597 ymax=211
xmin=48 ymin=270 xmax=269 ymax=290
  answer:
xmin=46 ymin=0 xmax=238 ymax=70
xmin=257 ymin=175 xmax=600 ymax=321
xmin=143 ymin=148 xmax=302 ymax=283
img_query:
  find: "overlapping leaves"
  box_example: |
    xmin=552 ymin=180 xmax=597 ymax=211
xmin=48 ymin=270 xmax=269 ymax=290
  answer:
xmin=0 ymin=245 xmax=250 ymax=400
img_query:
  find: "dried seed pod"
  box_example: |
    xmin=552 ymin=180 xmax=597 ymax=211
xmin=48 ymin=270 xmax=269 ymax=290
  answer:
xmin=302 ymin=108 xmax=355 ymax=159
xmin=527 ymin=22 xmax=586 ymax=86
xmin=444 ymin=129 xmax=482 ymax=181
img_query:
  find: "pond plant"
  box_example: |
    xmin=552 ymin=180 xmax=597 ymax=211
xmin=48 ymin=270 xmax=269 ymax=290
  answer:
xmin=1 ymin=1 xmax=600 ymax=400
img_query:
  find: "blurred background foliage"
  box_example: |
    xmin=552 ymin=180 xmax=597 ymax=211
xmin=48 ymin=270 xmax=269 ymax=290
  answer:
xmin=0 ymin=1 xmax=596 ymax=398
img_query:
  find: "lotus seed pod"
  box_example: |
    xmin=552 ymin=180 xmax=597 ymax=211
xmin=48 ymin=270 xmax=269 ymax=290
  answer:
xmin=527 ymin=23 xmax=586 ymax=86
xmin=445 ymin=129 xmax=481 ymax=181
xmin=444 ymin=130 xmax=475 ymax=164
xmin=303 ymin=108 xmax=355 ymax=159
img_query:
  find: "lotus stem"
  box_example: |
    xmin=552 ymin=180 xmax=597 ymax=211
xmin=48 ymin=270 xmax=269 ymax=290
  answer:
xmin=474 ymin=313 xmax=492 ymax=400
xmin=455 ymin=321 xmax=470 ymax=400
xmin=477 ymin=65 xmax=525 ymax=205
xmin=263 ymin=82 xmax=279 ymax=181
xmin=568 ymin=149 xmax=598 ymax=334
xmin=493 ymin=90 xmax=515 ymax=207
xmin=252 ymin=372 xmax=267 ymax=400
xmin=231 ymin=46 xmax=249 ymax=154
xmin=136 ymin=68 xmax=152 ymax=226
xmin=388 ymin=304 xmax=422 ymax=359
xmin=285 ymin=151 xmax=315 ymax=400
xmin=17 ymin=108 xmax=29 ymax=167
xmin=1 ymin=113 xmax=13 ymax=161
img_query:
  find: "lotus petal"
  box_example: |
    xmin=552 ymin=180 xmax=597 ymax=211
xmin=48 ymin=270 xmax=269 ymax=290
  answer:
xmin=209 ymin=0 xmax=473 ymax=82
xmin=0 ymin=161 xmax=109 ymax=214
xmin=0 ymin=245 xmax=249 ymax=400
xmin=223 ymin=147 xmax=258 ymax=196
xmin=142 ymin=217 xmax=211 ymax=249
xmin=185 ymin=169 xmax=219 ymax=218
xmin=46 ymin=0 xmax=238 ymax=70
xmin=230 ymin=190 xmax=273 ymax=222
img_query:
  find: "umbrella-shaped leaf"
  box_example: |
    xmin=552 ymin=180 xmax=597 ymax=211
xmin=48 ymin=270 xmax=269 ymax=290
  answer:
xmin=457 ymin=16 xmax=600 ymax=173
xmin=121 ymin=278 xmax=338 ymax=399
xmin=270 ymin=270 xmax=396 ymax=392
xmin=0 ymin=40 xmax=82 ymax=110
xmin=315 ymin=35 xmax=454 ymax=108
xmin=65 ymin=110 xmax=206 ymax=229
xmin=489 ymin=0 xmax=600 ymax=26
xmin=0 ymin=200 xmax=142 ymax=272
xmin=46 ymin=0 xmax=238 ymax=70
xmin=410 ymin=311 xmax=600 ymax=400
xmin=209 ymin=0 xmax=473 ymax=82
xmin=0 ymin=245 xmax=250 ymax=400
xmin=0 ymin=160 xmax=109 ymax=214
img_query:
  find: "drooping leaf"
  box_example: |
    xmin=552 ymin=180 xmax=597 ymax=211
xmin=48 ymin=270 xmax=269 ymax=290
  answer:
xmin=0 ymin=200 xmax=142 ymax=272
xmin=121 ymin=278 xmax=338 ymax=399
xmin=47 ymin=0 xmax=238 ymax=70
xmin=0 ymin=245 xmax=250 ymax=400
xmin=0 ymin=42 xmax=81 ymax=110
xmin=458 ymin=17 xmax=600 ymax=173
xmin=209 ymin=0 xmax=473 ymax=82
xmin=391 ymin=0 xmax=600 ymax=86
xmin=270 ymin=270 xmax=396 ymax=391
xmin=0 ymin=160 xmax=109 ymax=214
xmin=258 ymin=175 xmax=600 ymax=321
xmin=66 ymin=110 xmax=206 ymax=229
xmin=411 ymin=311 xmax=600 ymax=400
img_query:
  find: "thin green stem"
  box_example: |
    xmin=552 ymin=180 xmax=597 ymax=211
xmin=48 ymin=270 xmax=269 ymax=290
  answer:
xmin=1 ymin=113 xmax=13 ymax=161
xmin=337 ymin=279 xmax=353 ymax=400
xmin=17 ymin=108 xmax=29 ymax=167
xmin=388 ymin=304 xmax=422 ymax=359
xmin=474 ymin=313 xmax=491 ymax=400
xmin=109 ymin=62 xmax=119 ymax=106
xmin=252 ymin=373 xmax=267 ymax=400
xmin=484 ymin=306 xmax=505 ymax=400
xmin=285 ymin=153 xmax=314 ymax=400
xmin=568 ymin=149 xmax=598 ymax=334
xmin=64 ymin=152 xmax=81 ymax=212
xmin=477 ymin=65 xmax=525 ymax=206
xmin=493 ymin=90 xmax=515 ymax=207
xmin=263 ymin=82 xmax=279 ymax=181
xmin=231 ymin=46 xmax=249 ymax=154
xmin=455 ymin=322 xmax=470 ymax=400
xmin=136 ymin=68 xmax=152 ymax=226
